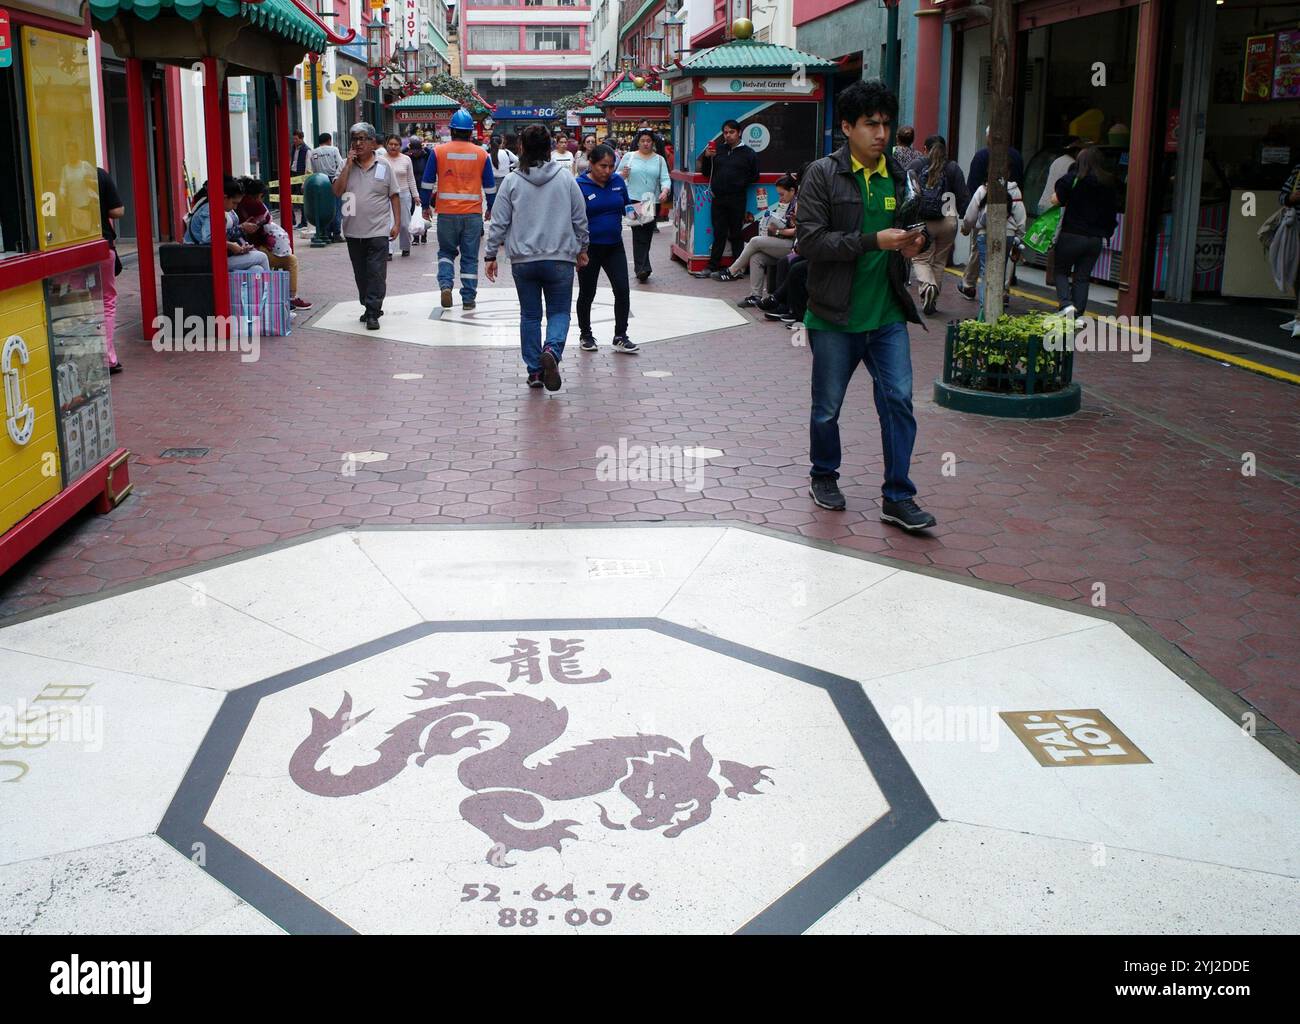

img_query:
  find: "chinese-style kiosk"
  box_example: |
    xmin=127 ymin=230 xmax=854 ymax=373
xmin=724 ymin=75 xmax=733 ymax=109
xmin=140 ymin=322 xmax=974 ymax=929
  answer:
xmin=599 ymin=79 xmax=671 ymax=142
xmin=389 ymin=91 xmax=494 ymax=139
xmin=662 ymin=30 xmax=835 ymax=272
xmin=0 ymin=0 xmax=131 ymax=575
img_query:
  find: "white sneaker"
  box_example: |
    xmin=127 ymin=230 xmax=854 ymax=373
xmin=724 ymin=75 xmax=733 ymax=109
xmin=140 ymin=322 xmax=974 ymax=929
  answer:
xmin=1282 ymin=319 xmax=1297 ymax=332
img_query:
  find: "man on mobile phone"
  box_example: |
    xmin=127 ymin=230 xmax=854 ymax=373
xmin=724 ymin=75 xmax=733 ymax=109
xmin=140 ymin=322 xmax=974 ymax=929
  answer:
xmin=334 ymin=122 xmax=402 ymax=330
xmin=797 ymin=79 xmax=935 ymax=530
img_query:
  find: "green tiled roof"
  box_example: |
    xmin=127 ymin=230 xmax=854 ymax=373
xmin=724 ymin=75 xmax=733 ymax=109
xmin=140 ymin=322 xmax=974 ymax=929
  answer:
xmin=86 ymin=0 xmax=328 ymax=51
xmin=578 ymin=105 xmax=605 ymax=116
xmin=665 ymin=39 xmax=838 ymax=76
xmin=390 ymin=94 xmax=462 ymax=110
xmin=618 ymin=0 xmax=657 ymax=39
xmin=600 ymin=82 xmax=670 ymax=107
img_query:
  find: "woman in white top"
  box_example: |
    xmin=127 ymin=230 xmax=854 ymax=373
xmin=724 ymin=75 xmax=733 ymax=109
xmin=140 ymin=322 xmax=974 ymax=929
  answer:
xmin=381 ymin=134 xmax=420 ymax=257
xmin=574 ymin=134 xmax=597 ymax=177
xmin=551 ymin=131 xmax=575 ymax=174
xmin=616 ymin=130 xmax=671 ymax=282
xmin=485 ymin=134 xmax=519 ymax=222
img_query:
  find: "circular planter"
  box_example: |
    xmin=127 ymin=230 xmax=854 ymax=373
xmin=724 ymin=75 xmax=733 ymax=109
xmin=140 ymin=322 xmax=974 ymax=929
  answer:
xmin=933 ymin=379 xmax=1082 ymax=419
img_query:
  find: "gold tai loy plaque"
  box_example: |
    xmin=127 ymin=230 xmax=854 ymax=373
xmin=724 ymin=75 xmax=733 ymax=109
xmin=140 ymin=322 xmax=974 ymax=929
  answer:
xmin=1000 ymin=709 xmax=1150 ymax=767
xmin=333 ymin=75 xmax=360 ymax=102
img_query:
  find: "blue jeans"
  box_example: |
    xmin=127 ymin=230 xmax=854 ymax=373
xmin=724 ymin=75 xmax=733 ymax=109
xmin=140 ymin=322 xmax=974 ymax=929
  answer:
xmin=809 ymin=321 xmax=917 ymax=502
xmin=511 ymin=259 xmax=574 ymax=373
xmin=436 ymin=212 xmax=483 ymax=302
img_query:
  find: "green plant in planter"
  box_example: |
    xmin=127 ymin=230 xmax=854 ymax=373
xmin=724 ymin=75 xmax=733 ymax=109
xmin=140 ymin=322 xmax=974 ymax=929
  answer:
xmin=948 ymin=312 xmax=1075 ymax=395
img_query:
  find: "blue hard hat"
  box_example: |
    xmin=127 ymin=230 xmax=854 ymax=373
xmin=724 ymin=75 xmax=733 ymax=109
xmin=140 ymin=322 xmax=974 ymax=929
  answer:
xmin=450 ymin=108 xmax=475 ymax=131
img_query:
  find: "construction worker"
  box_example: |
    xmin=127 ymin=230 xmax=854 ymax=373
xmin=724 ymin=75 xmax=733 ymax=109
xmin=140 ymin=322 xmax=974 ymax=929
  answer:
xmin=420 ymin=108 xmax=495 ymax=310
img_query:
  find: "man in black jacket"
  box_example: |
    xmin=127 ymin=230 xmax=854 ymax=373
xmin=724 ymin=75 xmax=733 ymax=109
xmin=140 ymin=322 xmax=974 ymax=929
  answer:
xmin=290 ymin=130 xmax=309 ymax=227
xmin=797 ymin=79 xmax=936 ymax=530
xmin=692 ymin=119 xmax=759 ymax=278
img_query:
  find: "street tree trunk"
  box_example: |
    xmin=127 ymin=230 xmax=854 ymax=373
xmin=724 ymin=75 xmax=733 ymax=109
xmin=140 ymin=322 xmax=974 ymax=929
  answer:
xmin=984 ymin=0 xmax=1014 ymax=321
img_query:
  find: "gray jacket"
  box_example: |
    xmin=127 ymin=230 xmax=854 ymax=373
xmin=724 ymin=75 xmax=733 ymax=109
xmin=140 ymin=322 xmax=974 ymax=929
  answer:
xmin=484 ymin=160 xmax=589 ymax=264
xmin=796 ymin=145 xmax=923 ymax=329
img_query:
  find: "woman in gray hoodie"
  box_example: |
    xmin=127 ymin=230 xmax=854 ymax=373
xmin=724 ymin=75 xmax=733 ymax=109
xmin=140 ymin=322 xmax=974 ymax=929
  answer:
xmin=485 ymin=124 xmax=590 ymax=392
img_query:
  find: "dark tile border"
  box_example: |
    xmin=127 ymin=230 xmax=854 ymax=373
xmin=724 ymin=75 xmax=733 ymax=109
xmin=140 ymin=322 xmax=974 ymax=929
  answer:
xmin=1 ymin=520 xmax=1294 ymax=774
xmin=158 ymin=617 xmax=938 ymax=935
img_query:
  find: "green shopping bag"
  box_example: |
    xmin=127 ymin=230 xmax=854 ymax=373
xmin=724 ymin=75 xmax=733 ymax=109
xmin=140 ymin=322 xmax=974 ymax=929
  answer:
xmin=1023 ymin=207 xmax=1063 ymax=254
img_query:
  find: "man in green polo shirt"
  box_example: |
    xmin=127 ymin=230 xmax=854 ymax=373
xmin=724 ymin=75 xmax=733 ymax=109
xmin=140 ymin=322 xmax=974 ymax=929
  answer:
xmin=796 ymin=79 xmax=936 ymax=531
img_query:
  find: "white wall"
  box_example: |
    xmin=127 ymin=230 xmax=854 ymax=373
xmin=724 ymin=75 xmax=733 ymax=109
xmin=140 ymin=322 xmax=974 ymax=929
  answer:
xmin=953 ymin=22 xmax=990 ymax=268
xmin=752 ymin=0 xmax=795 ymax=47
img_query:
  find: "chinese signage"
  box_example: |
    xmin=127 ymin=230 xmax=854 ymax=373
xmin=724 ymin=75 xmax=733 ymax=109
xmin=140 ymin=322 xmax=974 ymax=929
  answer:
xmin=494 ymin=106 xmax=558 ymax=119
xmin=1000 ymin=710 xmax=1150 ymax=767
xmin=0 ymin=10 xmax=11 ymax=70
xmin=701 ymin=76 xmax=817 ymax=96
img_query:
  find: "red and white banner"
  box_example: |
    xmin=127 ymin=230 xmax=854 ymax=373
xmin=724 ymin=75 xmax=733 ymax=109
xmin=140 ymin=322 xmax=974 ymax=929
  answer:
xmin=398 ymin=0 xmax=422 ymax=51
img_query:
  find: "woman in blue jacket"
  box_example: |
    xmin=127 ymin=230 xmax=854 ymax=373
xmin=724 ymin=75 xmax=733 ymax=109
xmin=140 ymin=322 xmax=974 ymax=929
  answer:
xmin=575 ymin=145 xmax=638 ymax=353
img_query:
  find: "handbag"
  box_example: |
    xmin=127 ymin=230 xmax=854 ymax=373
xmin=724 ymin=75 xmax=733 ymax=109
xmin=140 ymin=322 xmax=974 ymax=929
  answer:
xmin=623 ymin=197 xmax=656 ymax=228
xmin=1258 ymin=206 xmax=1285 ymax=250
xmin=229 ymin=270 xmax=292 ymax=338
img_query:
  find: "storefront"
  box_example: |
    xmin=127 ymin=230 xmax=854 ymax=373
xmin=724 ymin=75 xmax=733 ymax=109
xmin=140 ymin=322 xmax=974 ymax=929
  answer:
xmin=662 ymin=38 xmax=835 ymax=272
xmin=1158 ymin=1 xmax=1300 ymax=304
xmin=946 ymin=0 xmax=1298 ymax=317
xmin=0 ymin=0 xmax=130 ymax=574
xmin=599 ymin=80 xmax=671 ymax=149
xmin=575 ymin=105 xmax=608 ymax=143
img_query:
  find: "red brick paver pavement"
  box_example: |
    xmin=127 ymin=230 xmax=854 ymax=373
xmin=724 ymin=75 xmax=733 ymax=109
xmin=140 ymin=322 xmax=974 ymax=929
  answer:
xmin=3 ymin=235 xmax=1298 ymax=738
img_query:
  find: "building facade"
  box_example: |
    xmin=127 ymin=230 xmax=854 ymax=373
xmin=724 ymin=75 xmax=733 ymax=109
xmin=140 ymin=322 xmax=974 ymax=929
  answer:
xmin=459 ymin=0 xmax=596 ymax=109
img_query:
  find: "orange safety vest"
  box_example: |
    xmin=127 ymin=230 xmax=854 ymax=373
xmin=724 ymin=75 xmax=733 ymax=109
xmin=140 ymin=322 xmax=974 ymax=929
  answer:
xmin=431 ymin=140 xmax=488 ymax=215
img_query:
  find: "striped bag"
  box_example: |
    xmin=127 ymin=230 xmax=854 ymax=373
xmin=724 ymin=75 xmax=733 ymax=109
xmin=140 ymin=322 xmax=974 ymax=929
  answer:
xmin=229 ymin=269 xmax=292 ymax=338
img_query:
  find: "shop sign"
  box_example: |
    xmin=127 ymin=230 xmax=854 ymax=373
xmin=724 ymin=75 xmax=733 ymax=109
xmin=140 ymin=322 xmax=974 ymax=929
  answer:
xmin=565 ymin=111 xmax=581 ymax=127
xmin=671 ymin=79 xmax=692 ymax=101
xmin=228 ymin=92 xmax=247 ymax=113
xmin=701 ymin=76 xmax=816 ymax=96
xmin=333 ymin=74 xmax=360 ymax=102
xmin=1261 ymin=145 xmax=1291 ymax=166
xmin=0 ymin=10 xmax=10 ymax=70
xmin=742 ymin=122 xmax=769 ymax=152
xmin=1194 ymin=227 xmax=1226 ymax=276
xmin=399 ymin=0 xmax=421 ymax=50
xmin=494 ymin=106 xmax=558 ymax=119
xmin=301 ymin=59 xmax=324 ymax=100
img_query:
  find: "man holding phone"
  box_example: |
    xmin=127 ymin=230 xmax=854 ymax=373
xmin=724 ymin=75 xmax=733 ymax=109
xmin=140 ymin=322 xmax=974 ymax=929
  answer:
xmin=797 ymin=79 xmax=935 ymax=530
xmin=334 ymin=122 xmax=402 ymax=330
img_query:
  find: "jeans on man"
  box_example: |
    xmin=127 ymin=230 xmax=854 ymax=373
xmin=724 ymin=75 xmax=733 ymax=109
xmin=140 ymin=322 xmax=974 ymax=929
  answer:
xmin=329 ymin=192 xmax=343 ymax=239
xmin=346 ymin=236 xmax=389 ymax=316
xmin=577 ymin=241 xmax=630 ymax=337
xmin=436 ymin=212 xmax=483 ymax=303
xmin=809 ymin=321 xmax=917 ymax=502
xmin=630 ymin=222 xmax=657 ymax=276
xmin=511 ymin=259 xmax=574 ymax=373
xmin=708 ymin=192 xmax=746 ymax=270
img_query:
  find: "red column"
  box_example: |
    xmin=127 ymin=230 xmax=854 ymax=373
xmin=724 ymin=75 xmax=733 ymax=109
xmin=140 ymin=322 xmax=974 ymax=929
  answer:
xmin=165 ymin=66 xmax=187 ymax=239
xmin=219 ymin=74 xmax=233 ymax=172
xmin=1117 ymin=0 xmax=1161 ymax=318
xmin=124 ymin=57 xmax=158 ymax=341
xmin=912 ymin=0 xmax=944 ymax=141
xmin=278 ymin=76 xmax=294 ymax=250
xmin=203 ymin=58 xmax=231 ymax=320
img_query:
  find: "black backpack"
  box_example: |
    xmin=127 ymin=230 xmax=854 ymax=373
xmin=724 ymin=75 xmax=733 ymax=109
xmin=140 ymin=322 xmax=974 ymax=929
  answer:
xmin=917 ymin=169 xmax=948 ymax=221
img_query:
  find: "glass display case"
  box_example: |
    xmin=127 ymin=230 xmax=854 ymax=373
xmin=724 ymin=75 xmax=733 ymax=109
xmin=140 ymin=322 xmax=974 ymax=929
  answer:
xmin=45 ymin=267 xmax=114 ymax=485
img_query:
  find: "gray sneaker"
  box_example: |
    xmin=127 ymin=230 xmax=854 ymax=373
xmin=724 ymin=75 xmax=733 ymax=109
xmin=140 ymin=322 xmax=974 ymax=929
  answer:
xmin=809 ymin=476 xmax=846 ymax=511
xmin=612 ymin=335 xmax=639 ymax=354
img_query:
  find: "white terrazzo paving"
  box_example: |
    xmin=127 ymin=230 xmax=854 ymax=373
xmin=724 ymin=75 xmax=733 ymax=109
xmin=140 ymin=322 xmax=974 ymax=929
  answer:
xmin=0 ymin=524 xmax=1295 ymax=935
xmin=311 ymin=288 xmax=747 ymax=349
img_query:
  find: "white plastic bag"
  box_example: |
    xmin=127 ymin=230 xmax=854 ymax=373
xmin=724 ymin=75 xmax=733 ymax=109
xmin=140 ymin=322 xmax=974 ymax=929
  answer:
xmin=623 ymin=198 xmax=655 ymax=228
xmin=265 ymin=221 xmax=292 ymax=257
xmin=410 ymin=210 xmax=426 ymax=236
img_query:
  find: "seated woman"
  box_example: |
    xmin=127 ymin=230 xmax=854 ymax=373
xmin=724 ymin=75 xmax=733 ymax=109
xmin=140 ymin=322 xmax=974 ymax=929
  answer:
xmin=185 ymin=175 xmax=270 ymax=272
xmin=236 ymin=178 xmax=312 ymax=309
xmin=722 ymin=172 xmax=800 ymax=305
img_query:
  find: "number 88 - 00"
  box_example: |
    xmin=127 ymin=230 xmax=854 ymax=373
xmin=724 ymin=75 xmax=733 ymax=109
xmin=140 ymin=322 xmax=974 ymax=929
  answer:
xmin=498 ymin=907 xmax=613 ymax=927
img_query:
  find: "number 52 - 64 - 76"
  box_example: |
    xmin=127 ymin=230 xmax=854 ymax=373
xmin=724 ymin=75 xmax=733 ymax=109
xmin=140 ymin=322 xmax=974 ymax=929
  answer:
xmin=461 ymin=882 xmax=649 ymax=903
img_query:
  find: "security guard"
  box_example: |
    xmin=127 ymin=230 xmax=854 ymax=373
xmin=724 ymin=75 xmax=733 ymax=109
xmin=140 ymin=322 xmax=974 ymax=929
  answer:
xmin=420 ymin=108 xmax=495 ymax=310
